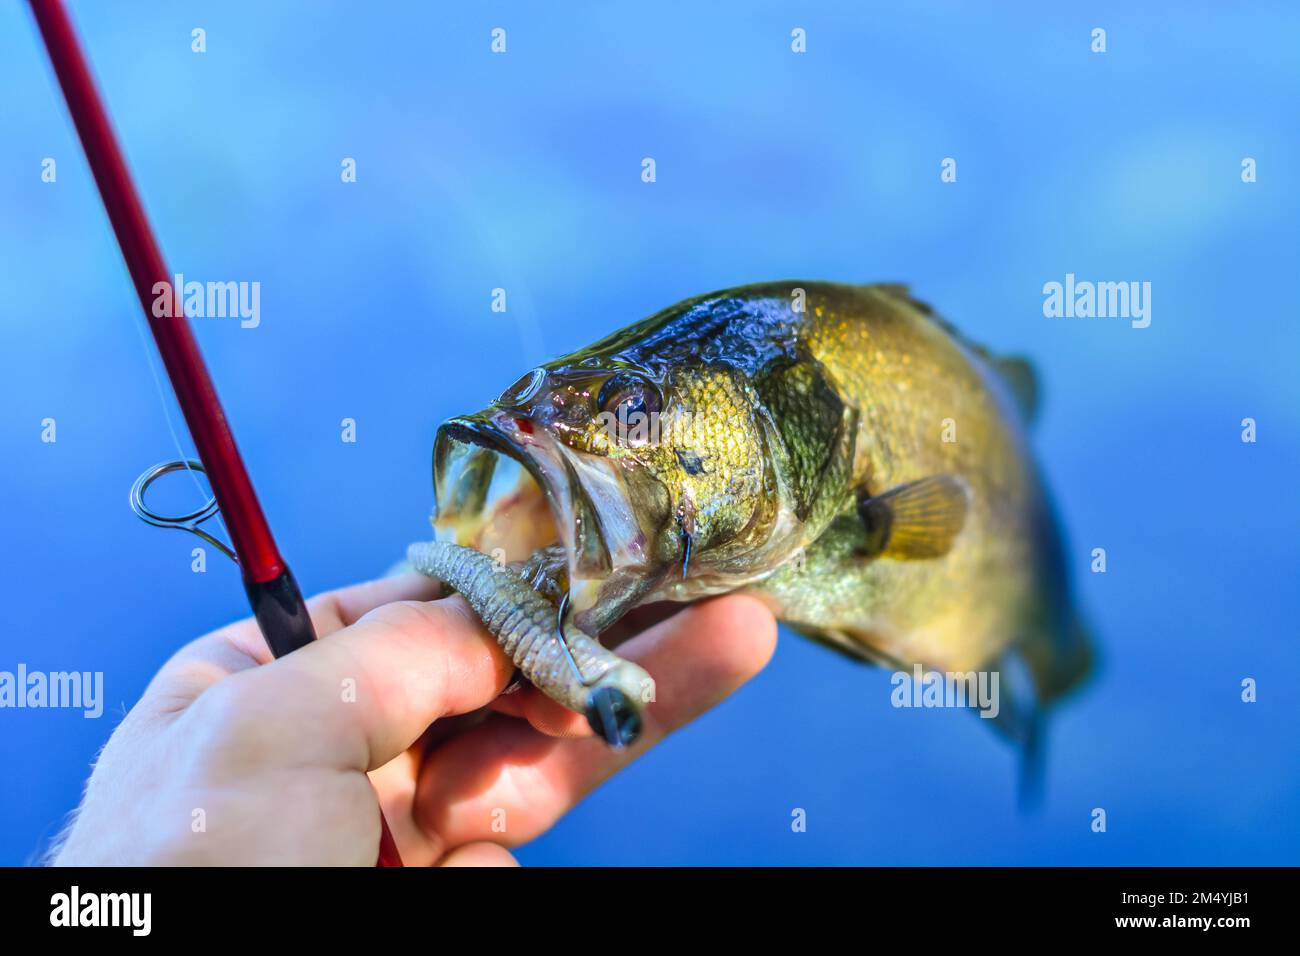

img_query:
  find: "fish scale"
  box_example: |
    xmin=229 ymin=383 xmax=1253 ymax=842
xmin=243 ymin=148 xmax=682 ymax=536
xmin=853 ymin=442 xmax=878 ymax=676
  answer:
xmin=418 ymin=281 xmax=1091 ymax=756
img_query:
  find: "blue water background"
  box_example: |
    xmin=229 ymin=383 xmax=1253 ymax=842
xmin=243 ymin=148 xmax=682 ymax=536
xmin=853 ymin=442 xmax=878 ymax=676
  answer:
xmin=1 ymin=2 xmax=1296 ymax=864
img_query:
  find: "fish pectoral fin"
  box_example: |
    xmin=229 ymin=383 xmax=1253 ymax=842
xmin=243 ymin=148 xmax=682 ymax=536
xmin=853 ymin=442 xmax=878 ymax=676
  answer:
xmin=856 ymin=474 xmax=970 ymax=559
xmin=786 ymin=622 xmax=900 ymax=668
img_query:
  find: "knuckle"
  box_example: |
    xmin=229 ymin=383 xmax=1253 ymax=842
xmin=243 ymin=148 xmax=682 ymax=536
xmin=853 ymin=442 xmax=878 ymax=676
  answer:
xmin=184 ymin=674 xmax=281 ymax=771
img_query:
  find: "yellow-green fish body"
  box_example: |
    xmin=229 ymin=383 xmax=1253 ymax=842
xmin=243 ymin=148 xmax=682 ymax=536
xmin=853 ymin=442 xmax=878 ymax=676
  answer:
xmin=747 ymin=284 xmax=1088 ymax=701
xmin=432 ymin=281 xmax=1090 ymax=733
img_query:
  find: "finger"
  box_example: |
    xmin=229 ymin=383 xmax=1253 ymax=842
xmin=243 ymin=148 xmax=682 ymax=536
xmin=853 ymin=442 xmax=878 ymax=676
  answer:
xmin=487 ymin=691 xmax=527 ymax=719
xmin=143 ymin=572 xmax=444 ymax=711
xmin=370 ymin=711 xmax=496 ymax=866
xmin=369 ymin=749 xmax=440 ymax=866
xmin=498 ymin=604 xmax=725 ymax=739
xmin=518 ymin=688 xmax=591 ymax=737
xmin=311 ymin=571 xmax=443 ymax=633
xmin=506 ymin=611 xmax=693 ymax=738
xmin=238 ymin=572 xmax=446 ymax=664
xmin=192 ymin=593 xmax=514 ymax=773
xmin=438 ymin=842 xmax=518 ymax=867
xmin=413 ymin=594 xmax=776 ymax=848
xmin=144 ymin=572 xmax=441 ymax=697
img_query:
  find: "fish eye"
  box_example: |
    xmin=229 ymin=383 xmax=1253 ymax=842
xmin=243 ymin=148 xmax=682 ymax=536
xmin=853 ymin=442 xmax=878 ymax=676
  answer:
xmin=597 ymin=372 xmax=662 ymax=427
xmin=497 ymin=368 xmax=546 ymax=406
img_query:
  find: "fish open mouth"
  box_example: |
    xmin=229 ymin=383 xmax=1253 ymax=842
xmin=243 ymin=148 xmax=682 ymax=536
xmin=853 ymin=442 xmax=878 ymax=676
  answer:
xmin=432 ymin=411 xmax=662 ymax=632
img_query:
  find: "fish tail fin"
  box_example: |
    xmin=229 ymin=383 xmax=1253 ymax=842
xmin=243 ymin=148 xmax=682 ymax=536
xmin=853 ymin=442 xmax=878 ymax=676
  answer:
xmin=1038 ymin=611 xmax=1097 ymax=704
xmin=1016 ymin=712 xmax=1045 ymax=812
xmin=995 ymin=612 xmax=1096 ymax=808
xmin=979 ymin=644 xmax=1052 ymax=812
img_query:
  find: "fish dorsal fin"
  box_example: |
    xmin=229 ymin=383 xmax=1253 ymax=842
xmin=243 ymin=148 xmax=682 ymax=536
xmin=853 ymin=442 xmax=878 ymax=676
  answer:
xmin=991 ymin=355 xmax=1040 ymax=426
xmin=870 ymin=285 xmax=1041 ymax=427
xmin=870 ymin=283 xmax=936 ymax=316
xmin=856 ymin=474 xmax=970 ymax=559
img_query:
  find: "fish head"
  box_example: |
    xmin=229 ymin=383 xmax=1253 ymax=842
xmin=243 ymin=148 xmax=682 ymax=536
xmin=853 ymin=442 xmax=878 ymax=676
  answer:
xmin=432 ymin=357 xmax=781 ymax=633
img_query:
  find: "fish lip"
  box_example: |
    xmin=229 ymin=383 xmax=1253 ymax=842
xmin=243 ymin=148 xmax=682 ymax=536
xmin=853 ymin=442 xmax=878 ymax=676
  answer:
xmin=433 ymin=411 xmax=619 ymax=590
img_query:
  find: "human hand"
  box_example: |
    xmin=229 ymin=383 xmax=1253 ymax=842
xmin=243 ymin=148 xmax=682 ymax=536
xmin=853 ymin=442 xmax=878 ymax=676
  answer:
xmin=51 ymin=574 xmax=777 ymax=865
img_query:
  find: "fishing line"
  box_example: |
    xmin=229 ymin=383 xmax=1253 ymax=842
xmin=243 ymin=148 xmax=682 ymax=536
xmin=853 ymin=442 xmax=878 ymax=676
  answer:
xmin=126 ymin=300 xmax=231 ymax=546
xmin=32 ymin=0 xmax=402 ymax=864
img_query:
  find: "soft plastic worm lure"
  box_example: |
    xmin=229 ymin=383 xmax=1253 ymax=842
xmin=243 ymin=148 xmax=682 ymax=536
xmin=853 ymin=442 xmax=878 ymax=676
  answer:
xmin=407 ymin=540 xmax=653 ymax=747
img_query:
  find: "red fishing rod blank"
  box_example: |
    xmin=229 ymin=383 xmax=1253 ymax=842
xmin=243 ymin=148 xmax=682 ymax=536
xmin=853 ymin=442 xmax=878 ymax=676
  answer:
xmin=29 ymin=0 xmax=403 ymax=868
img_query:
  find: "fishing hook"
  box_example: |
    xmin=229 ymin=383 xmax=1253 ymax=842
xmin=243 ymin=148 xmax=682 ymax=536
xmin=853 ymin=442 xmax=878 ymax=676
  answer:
xmin=554 ymin=591 xmax=596 ymax=687
xmin=676 ymin=508 xmax=694 ymax=578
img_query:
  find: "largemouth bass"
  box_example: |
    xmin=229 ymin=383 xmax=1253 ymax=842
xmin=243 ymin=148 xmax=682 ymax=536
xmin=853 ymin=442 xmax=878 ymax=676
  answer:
xmin=412 ymin=281 xmax=1091 ymax=751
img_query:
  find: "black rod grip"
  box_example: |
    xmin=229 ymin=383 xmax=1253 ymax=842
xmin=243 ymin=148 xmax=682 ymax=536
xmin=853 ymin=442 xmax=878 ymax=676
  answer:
xmin=244 ymin=568 xmax=318 ymax=659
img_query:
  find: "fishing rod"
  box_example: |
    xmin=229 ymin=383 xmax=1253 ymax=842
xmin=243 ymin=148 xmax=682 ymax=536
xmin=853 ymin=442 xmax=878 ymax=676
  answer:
xmin=28 ymin=0 xmax=403 ymax=867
